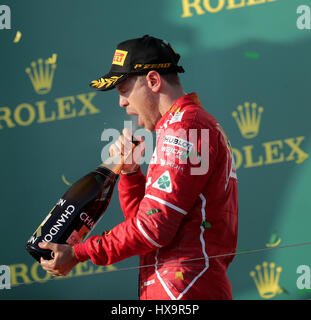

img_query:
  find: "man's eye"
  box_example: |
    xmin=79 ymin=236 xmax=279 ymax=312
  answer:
xmin=118 ymin=87 xmax=127 ymax=94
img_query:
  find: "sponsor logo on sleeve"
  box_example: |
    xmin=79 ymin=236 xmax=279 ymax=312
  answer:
xmin=161 ymin=145 xmax=188 ymax=160
xmin=146 ymin=209 xmax=162 ymax=216
xmin=163 ymin=135 xmax=193 ymax=152
xmin=152 ymin=171 xmax=172 ymax=193
xmin=169 ymin=111 xmax=185 ymax=125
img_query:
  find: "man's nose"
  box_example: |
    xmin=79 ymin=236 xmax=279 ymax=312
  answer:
xmin=119 ymin=96 xmax=129 ymax=108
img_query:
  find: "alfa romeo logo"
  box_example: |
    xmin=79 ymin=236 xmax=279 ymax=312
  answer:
xmin=158 ymin=176 xmax=171 ymax=189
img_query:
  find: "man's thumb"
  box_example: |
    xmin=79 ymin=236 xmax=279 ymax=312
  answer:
xmin=38 ymin=242 xmax=57 ymax=250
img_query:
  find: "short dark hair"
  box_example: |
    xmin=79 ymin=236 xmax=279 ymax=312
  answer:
xmin=136 ymin=72 xmax=181 ymax=87
xmin=160 ymin=73 xmax=181 ymax=87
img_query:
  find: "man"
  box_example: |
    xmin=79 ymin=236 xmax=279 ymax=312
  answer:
xmin=39 ymin=35 xmax=238 ymax=300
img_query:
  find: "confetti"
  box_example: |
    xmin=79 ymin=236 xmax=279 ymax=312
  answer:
xmin=266 ymin=232 xmax=282 ymax=247
xmin=61 ymin=174 xmax=72 ymax=186
xmin=245 ymin=52 xmax=260 ymax=59
xmin=13 ymin=30 xmax=22 ymax=43
xmin=297 ymin=288 xmax=311 ymax=295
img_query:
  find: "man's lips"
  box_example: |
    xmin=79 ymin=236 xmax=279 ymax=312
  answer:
xmin=126 ymin=111 xmax=137 ymax=116
xmin=126 ymin=112 xmax=143 ymax=127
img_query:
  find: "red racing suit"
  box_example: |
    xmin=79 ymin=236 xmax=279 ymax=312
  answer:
xmin=74 ymin=93 xmax=238 ymax=300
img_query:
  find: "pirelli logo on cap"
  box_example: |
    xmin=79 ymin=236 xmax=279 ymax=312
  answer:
xmin=112 ymin=49 xmax=128 ymax=66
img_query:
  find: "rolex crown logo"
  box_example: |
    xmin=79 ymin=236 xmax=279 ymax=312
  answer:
xmin=232 ymin=102 xmax=263 ymax=139
xmin=250 ymin=262 xmax=283 ymax=299
xmin=25 ymin=54 xmax=57 ymax=95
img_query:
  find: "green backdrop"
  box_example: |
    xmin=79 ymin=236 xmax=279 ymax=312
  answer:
xmin=1 ymin=0 xmax=310 ymax=300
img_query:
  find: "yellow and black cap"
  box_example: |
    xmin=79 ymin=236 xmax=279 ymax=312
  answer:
xmin=90 ymin=35 xmax=185 ymax=91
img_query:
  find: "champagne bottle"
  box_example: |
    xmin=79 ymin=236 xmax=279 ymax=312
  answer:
xmin=26 ymin=140 xmax=139 ymax=262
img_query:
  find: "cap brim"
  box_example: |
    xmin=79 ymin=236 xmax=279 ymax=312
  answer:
xmin=89 ymin=73 xmax=131 ymax=91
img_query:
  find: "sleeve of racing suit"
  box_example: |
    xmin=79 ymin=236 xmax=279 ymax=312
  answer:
xmin=118 ymin=167 xmax=146 ymax=220
xmin=74 ymin=118 xmax=218 ymax=266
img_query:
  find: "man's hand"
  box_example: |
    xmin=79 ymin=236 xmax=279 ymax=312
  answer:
xmin=39 ymin=242 xmax=79 ymax=277
xmin=109 ymin=128 xmax=145 ymax=174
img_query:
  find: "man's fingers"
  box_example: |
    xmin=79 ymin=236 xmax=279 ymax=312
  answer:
xmin=38 ymin=243 xmax=78 ymax=277
xmin=110 ymin=131 xmax=144 ymax=164
xmin=109 ymin=143 xmax=120 ymax=156
xmin=40 ymin=256 xmax=65 ymax=276
xmin=132 ymin=141 xmax=145 ymax=164
xmin=122 ymin=128 xmax=144 ymax=144
xmin=122 ymin=128 xmax=132 ymax=140
xmin=39 ymin=242 xmax=60 ymax=269
xmin=40 ymin=257 xmax=57 ymax=275
xmin=38 ymin=241 xmax=58 ymax=251
xmin=112 ymin=132 xmax=144 ymax=155
xmin=110 ymin=135 xmax=126 ymax=156
xmin=40 ymin=256 xmax=50 ymax=267
xmin=115 ymin=138 xmax=124 ymax=154
xmin=41 ymin=266 xmax=63 ymax=277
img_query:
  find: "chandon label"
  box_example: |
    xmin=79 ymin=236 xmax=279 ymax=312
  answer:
xmin=80 ymin=212 xmax=95 ymax=229
xmin=43 ymin=204 xmax=75 ymax=242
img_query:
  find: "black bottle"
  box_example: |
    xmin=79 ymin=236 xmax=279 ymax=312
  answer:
xmin=26 ymin=143 xmax=137 ymax=262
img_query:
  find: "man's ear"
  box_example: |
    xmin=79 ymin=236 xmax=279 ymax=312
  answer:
xmin=145 ymin=71 xmax=162 ymax=92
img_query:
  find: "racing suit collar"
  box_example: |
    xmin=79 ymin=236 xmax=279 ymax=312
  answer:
xmin=156 ymin=92 xmax=202 ymax=129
